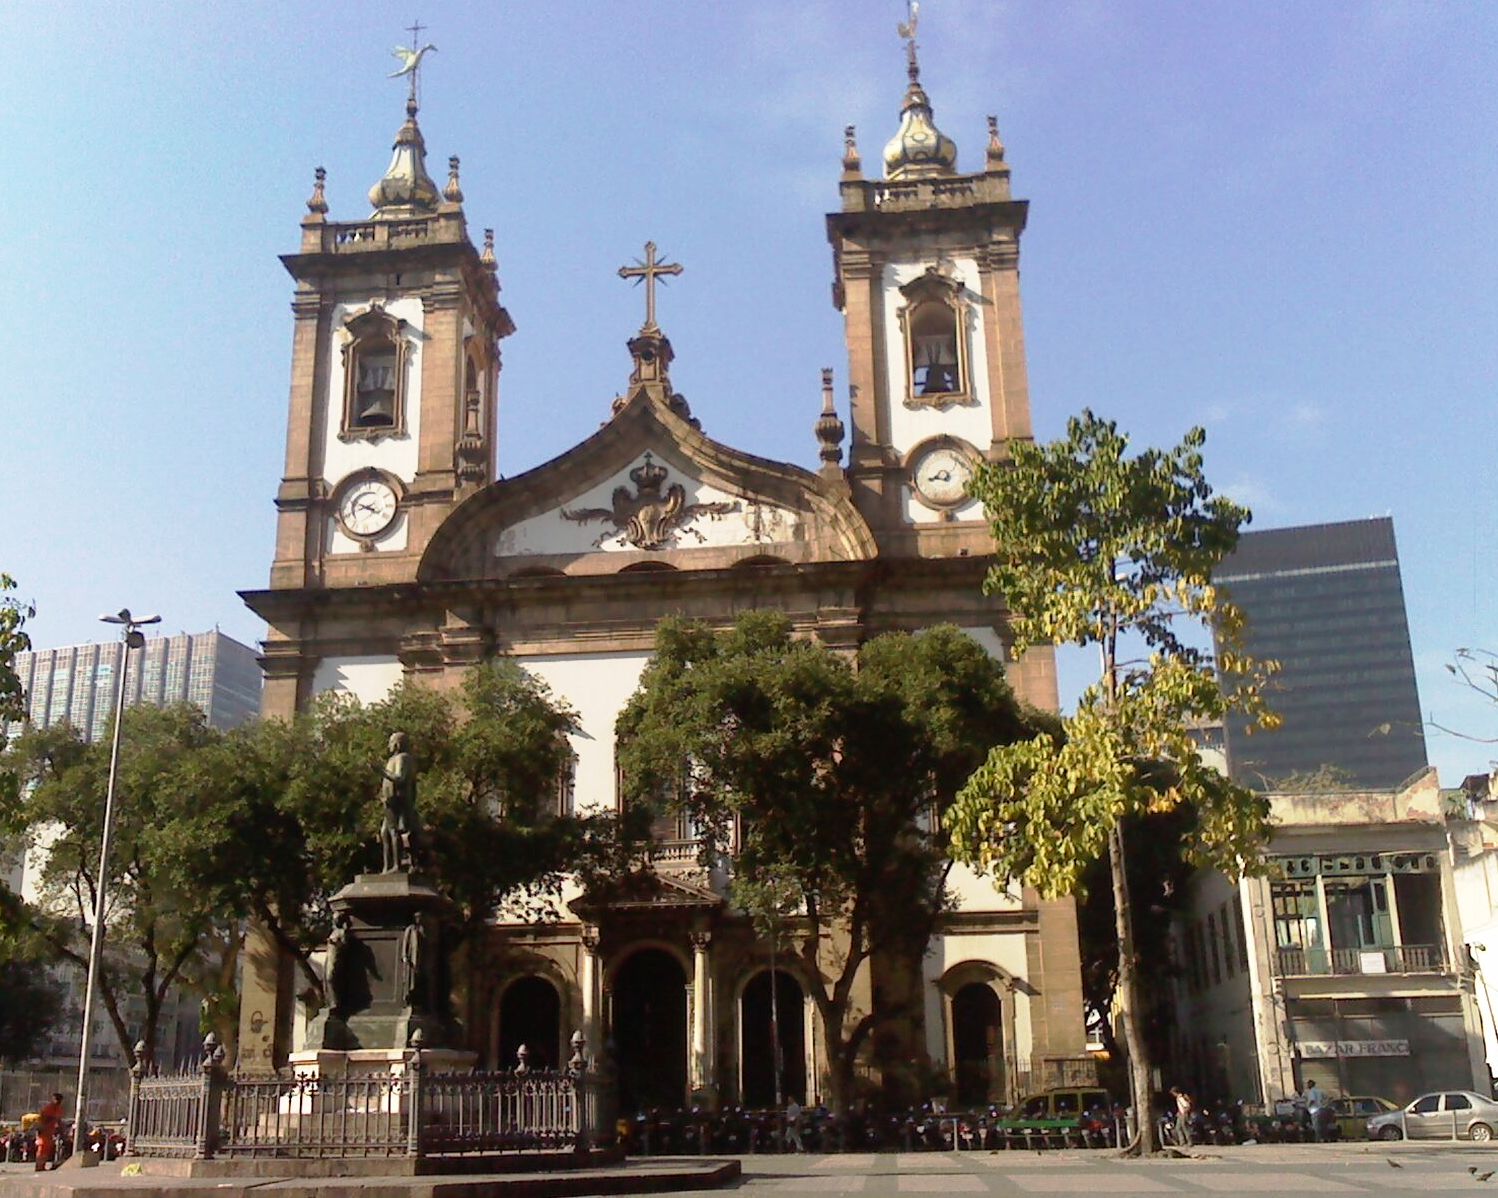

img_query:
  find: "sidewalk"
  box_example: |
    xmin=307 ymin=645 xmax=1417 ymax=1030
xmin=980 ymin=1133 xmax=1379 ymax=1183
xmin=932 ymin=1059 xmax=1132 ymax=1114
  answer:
xmin=0 ymin=1158 xmax=740 ymax=1198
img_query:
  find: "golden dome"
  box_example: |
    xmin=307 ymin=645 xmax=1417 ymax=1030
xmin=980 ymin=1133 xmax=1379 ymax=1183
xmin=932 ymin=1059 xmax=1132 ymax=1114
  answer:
xmin=882 ymin=63 xmax=957 ymax=179
xmin=369 ymin=98 xmax=440 ymax=218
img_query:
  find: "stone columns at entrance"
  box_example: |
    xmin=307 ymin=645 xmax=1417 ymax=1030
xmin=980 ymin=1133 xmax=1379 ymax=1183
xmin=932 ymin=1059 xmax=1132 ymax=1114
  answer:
xmin=580 ymin=925 xmax=602 ymax=1060
xmin=690 ymin=930 xmax=714 ymax=1098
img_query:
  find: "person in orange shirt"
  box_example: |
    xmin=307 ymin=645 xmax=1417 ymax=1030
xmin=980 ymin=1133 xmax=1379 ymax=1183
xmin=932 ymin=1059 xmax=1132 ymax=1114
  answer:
xmin=34 ymin=1093 xmax=63 ymax=1171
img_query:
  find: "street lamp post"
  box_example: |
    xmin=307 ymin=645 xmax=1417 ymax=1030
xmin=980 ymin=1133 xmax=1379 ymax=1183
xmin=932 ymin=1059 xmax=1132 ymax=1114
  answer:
xmin=67 ymin=609 xmax=158 ymax=1168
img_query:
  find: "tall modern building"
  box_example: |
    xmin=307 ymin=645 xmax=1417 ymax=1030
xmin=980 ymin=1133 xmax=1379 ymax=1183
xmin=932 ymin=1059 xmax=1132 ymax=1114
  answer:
xmin=7 ymin=629 xmax=262 ymax=744
xmin=1217 ymin=517 xmax=1428 ymax=790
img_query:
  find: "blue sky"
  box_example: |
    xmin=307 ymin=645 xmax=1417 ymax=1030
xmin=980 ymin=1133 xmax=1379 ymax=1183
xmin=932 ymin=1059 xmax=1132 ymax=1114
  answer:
xmin=6 ymin=1 xmax=1495 ymax=782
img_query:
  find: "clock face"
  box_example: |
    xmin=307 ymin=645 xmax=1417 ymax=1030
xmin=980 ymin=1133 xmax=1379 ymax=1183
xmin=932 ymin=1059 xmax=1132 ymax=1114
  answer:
xmin=338 ymin=477 xmax=398 ymax=538
xmin=912 ymin=445 xmax=975 ymax=507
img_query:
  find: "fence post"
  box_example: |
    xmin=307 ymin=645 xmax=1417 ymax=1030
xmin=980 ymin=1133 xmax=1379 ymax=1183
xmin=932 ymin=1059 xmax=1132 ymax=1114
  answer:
xmin=406 ymin=1031 xmax=425 ymax=1159
xmin=195 ymin=1034 xmax=226 ymax=1160
xmin=125 ymin=1042 xmax=147 ymax=1157
xmin=569 ymin=1031 xmax=591 ymax=1151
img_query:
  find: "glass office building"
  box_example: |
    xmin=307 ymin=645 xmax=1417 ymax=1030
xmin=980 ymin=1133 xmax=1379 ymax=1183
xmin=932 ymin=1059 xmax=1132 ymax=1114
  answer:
xmin=1217 ymin=517 xmax=1428 ymax=790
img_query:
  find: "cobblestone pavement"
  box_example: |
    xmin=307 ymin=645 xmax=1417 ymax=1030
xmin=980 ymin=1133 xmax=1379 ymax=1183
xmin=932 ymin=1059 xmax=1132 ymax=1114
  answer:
xmin=671 ymin=1144 xmax=1498 ymax=1197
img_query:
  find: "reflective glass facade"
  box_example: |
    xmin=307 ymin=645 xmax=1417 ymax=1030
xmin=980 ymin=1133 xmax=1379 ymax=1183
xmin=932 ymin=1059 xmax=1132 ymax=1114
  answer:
xmin=1217 ymin=517 xmax=1428 ymax=790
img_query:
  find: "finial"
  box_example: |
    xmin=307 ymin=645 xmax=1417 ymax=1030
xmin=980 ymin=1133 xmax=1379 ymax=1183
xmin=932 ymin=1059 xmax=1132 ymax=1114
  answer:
xmin=986 ymin=115 xmax=1005 ymax=165
xmin=841 ymin=125 xmax=862 ymax=180
xmin=816 ymin=367 xmax=845 ymax=468
xmin=480 ymin=228 xmax=497 ymax=269
xmin=306 ymin=166 xmax=329 ymax=215
xmin=445 ymin=155 xmax=464 ymax=203
xmin=369 ymin=37 xmax=441 ymax=219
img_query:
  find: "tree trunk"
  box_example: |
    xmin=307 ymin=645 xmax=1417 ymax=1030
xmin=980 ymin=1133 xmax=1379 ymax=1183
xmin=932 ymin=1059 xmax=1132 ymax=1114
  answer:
xmin=1110 ymin=821 xmax=1155 ymax=1154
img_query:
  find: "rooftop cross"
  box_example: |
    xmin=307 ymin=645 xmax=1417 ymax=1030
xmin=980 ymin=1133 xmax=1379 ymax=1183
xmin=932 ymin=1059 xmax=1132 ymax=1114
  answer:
xmin=618 ymin=241 xmax=683 ymax=332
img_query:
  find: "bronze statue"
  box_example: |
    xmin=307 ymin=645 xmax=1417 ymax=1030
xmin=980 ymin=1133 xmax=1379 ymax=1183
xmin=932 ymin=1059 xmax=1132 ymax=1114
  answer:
xmin=377 ymin=731 xmax=424 ymax=872
xmin=325 ymin=912 xmax=352 ymax=1015
xmin=399 ymin=913 xmax=428 ymax=1010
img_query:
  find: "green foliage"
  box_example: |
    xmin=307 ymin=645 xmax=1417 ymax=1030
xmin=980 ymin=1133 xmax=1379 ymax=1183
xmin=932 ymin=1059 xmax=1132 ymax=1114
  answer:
xmin=0 ymin=575 xmax=34 ymax=808
xmin=949 ymin=410 xmax=1278 ymax=895
xmin=948 ymin=411 xmax=1277 ymax=1150
xmin=617 ymin=611 xmax=1047 ymax=1106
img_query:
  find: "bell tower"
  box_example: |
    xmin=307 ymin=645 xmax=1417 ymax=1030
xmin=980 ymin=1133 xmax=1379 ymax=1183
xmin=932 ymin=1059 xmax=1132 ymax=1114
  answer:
xmin=269 ymin=58 xmax=513 ymax=595
xmin=826 ymin=16 xmax=1033 ymax=547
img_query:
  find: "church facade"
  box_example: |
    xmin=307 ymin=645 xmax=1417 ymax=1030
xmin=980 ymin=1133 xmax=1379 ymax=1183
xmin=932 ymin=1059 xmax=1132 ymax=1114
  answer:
xmin=237 ymin=36 xmax=1087 ymax=1109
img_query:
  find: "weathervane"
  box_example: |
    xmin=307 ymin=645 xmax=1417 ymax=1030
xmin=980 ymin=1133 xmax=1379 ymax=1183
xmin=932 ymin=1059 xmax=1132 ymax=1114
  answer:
xmin=618 ymin=241 xmax=684 ymax=332
xmin=390 ymin=20 xmax=438 ymax=104
xmin=897 ymin=0 xmax=920 ymax=78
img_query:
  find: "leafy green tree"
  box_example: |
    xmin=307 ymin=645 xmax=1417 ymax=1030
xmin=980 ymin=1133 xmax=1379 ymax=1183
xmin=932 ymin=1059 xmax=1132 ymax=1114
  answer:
xmin=947 ymin=411 xmax=1277 ymax=1153
xmin=197 ymin=662 xmax=627 ymax=1030
xmin=617 ymin=612 xmax=1047 ymax=1110
xmin=4 ymin=706 xmax=234 ymax=1064
xmin=0 ymin=574 xmax=34 ymax=805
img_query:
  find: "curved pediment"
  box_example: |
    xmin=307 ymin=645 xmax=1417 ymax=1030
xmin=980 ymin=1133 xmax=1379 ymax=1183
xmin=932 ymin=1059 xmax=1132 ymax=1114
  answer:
xmin=418 ymin=393 xmax=877 ymax=582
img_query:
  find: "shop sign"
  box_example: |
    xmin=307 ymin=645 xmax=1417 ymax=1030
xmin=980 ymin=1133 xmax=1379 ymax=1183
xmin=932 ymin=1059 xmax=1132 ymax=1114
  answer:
xmin=1295 ymin=1039 xmax=1410 ymax=1058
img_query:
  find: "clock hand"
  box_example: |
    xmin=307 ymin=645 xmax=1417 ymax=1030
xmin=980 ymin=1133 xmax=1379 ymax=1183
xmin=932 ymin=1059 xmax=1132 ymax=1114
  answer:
xmin=931 ymin=469 xmax=952 ymax=482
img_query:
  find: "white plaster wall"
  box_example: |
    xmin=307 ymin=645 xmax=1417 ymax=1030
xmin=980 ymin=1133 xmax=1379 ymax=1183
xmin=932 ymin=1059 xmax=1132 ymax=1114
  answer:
xmin=515 ymin=651 xmax=650 ymax=816
xmin=921 ymin=931 xmax=1034 ymax=1067
xmin=497 ymin=450 xmax=800 ymax=557
xmin=321 ymin=295 xmax=426 ymax=488
xmin=326 ymin=510 xmax=411 ymax=556
xmin=311 ymin=656 xmax=404 ymax=703
xmin=901 ymin=492 xmax=985 ymax=525
xmin=880 ymin=257 xmax=993 ymax=459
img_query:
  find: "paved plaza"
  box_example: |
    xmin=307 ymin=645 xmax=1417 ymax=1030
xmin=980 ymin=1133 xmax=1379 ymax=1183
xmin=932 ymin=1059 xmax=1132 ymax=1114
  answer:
xmin=672 ymin=1145 xmax=1498 ymax=1198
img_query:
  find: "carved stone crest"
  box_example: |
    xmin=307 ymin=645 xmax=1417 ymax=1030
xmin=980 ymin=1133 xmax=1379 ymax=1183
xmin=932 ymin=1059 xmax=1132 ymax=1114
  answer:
xmin=561 ymin=453 xmax=737 ymax=550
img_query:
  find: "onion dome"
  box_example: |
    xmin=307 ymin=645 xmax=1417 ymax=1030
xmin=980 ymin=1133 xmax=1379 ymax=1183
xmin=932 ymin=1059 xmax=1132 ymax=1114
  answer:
xmin=882 ymin=36 xmax=957 ymax=178
xmin=369 ymin=97 xmax=440 ymax=218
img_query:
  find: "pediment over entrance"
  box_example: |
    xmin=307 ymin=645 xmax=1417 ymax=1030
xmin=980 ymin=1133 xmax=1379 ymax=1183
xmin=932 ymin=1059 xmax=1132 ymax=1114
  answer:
xmin=570 ymin=867 xmax=724 ymax=917
xmin=419 ymin=393 xmax=876 ymax=581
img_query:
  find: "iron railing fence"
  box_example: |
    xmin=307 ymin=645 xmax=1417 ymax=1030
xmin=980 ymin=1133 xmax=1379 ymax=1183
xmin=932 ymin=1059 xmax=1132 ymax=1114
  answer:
xmin=127 ymin=1033 xmax=613 ymax=1161
xmin=1275 ymin=943 xmax=1448 ymax=977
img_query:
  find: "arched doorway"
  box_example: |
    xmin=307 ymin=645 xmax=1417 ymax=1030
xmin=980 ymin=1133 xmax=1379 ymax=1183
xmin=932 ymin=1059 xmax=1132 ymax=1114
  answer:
xmin=952 ymin=982 xmax=1002 ymax=1106
xmin=740 ymin=969 xmax=806 ymax=1108
xmin=611 ymin=949 xmax=688 ymax=1112
xmin=499 ymin=976 xmax=562 ymax=1071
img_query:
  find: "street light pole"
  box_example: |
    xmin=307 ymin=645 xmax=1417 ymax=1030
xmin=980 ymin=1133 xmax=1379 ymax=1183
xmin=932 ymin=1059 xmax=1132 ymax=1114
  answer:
xmin=68 ymin=609 xmax=158 ymax=1168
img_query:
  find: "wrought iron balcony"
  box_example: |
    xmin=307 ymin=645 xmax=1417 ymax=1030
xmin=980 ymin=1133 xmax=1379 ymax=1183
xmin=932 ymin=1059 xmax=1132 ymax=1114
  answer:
xmin=1274 ymin=944 xmax=1448 ymax=977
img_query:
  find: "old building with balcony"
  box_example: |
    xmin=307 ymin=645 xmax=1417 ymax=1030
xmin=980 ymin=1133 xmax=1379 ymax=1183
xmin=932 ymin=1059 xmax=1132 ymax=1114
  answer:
xmin=1171 ymin=769 xmax=1486 ymax=1104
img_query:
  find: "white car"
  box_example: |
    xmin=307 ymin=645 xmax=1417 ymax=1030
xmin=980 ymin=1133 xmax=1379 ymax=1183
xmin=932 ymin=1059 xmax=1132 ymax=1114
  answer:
xmin=1367 ymin=1091 xmax=1498 ymax=1141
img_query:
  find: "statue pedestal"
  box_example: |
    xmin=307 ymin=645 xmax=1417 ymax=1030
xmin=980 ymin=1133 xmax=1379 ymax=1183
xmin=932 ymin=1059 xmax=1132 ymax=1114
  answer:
xmin=306 ymin=869 xmax=466 ymax=1053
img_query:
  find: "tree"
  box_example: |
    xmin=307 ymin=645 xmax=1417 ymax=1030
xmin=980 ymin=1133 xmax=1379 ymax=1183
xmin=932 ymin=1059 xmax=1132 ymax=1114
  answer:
xmin=190 ymin=661 xmax=627 ymax=1037
xmin=4 ymin=706 xmax=236 ymax=1065
xmin=0 ymin=574 xmax=34 ymax=805
xmin=0 ymin=660 xmax=624 ymax=1064
xmin=947 ymin=411 xmax=1277 ymax=1153
xmin=617 ymin=611 xmax=1048 ymax=1110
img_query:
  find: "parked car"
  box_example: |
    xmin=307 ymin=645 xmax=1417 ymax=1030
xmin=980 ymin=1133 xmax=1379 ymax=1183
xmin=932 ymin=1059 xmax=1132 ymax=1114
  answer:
xmin=1367 ymin=1091 xmax=1498 ymax=1141
xmin=998 ymin=1088 xmax=1114 ymax=1142
xmin=1331 ymin=1095 xmax=1399 ymax=1140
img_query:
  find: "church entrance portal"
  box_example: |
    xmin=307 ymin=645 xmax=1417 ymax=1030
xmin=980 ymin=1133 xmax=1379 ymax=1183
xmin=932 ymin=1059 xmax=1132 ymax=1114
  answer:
xmin=740 ymin=969 xmax=806 ymax=1108
xmin=952 ymin=981 xmax=1002 ymax=1105
xmin=612 ymin=949 xmax=688 ymax=1113
xmin=499 ymin=976 xmax=562 ymax=1071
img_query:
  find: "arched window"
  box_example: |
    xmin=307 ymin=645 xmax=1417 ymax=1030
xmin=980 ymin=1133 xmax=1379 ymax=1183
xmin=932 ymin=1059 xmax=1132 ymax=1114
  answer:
xmin=340 ymin=305 xmax=411 ymax=438
xmin=897 ymin=266 xmax=973 ymax=410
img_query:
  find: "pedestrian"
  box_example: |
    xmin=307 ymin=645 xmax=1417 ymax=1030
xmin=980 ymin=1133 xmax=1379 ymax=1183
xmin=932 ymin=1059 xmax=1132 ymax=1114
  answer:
xmin=1169 ymin=1086 xmax=1195 ymax=1147
xmin=784 ymin=1098 xmax=805 ymax=1152
xmin=1302 ymin=1078 xmax=1328 ymax=1141
xmin=34 ymin=1093 xmax=63 ymax=1172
